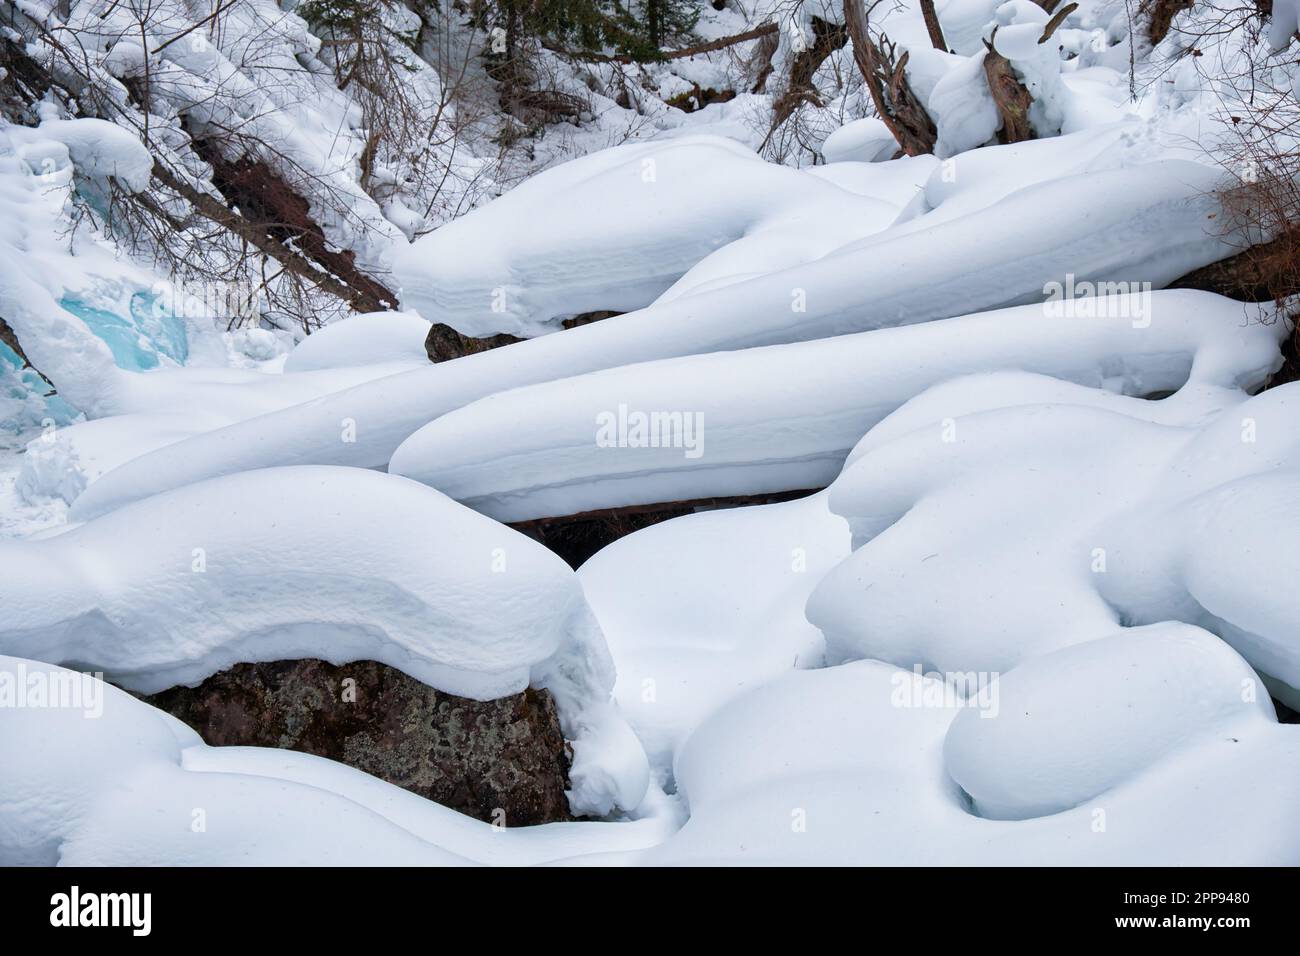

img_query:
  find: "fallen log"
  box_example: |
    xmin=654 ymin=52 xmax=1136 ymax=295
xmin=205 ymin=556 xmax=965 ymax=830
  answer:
xmin=544 ymin=21 xmax=780 ymax=64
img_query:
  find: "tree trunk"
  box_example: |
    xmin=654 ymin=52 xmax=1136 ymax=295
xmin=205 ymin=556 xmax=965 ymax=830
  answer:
xmin=771 ymin=17 xmax=848 ymax=127
xmin=982 ymin=29 xmax=1036 ymax=145
xmin=920 ymin=0 xmax=948 ymax=50
xmin=844 ymin=0 xmax=937 ymax=156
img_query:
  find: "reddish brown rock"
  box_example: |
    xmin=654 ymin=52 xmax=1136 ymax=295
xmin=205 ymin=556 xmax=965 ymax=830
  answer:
xmin=141 ymin=658 xmax=573 ymax=826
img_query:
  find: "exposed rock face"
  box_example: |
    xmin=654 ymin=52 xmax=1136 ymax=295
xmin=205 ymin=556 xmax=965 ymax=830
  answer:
xmin=141 ymin=659 xmax=573 ymax=826
xmin=511 ymin=488 xmax=822 ymax=568
xmin=561 ymin=309 xmax=621 ymax=330
xmin=423 ymin=323 xmax=522 ymax=362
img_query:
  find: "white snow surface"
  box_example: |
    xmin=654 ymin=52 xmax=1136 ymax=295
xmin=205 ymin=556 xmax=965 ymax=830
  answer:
xmin=820 ymin=118 xmax=900 ymax=163
xmin=393 ymin=135 xmax=904 ymax=337
xmin=808 ymin=375 xmax=1300 ymax=705
xmin=388 ymin=292 xmax=1285 ymax=521
xmin=645 ymin=628 xmax=1300 ymax=865
xmin=282 ymin=312 xmax=432 ymax=373
xmin=5 ymin=0 xmax=1300 ymax=865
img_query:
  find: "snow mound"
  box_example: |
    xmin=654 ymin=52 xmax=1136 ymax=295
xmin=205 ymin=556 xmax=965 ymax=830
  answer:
xmin=283 ymin=312 xmax=431 ymax=372
xmin=8 ymin=116 xmax=153 ymax=194
xmin=393 ymin=135 xmax=902 ymax=337
xmin=820 ymin=118 xmax=900 ymax=163
xmin=807 ymin=369 xmax=1300 ymax=704
xmin=645 ymin=629 xmax=1299 ymax=865
xmin=944 ymin=625 xmax=1270 ymax=820
xmin=389 ymin=292 xmax=1283 ymax=522
xmin=0 ymin=466 xmax=647 ymax=814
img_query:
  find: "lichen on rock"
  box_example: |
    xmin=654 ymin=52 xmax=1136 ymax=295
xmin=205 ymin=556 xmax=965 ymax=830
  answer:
xmin=141 ymin=658 xmax=574 ymax=826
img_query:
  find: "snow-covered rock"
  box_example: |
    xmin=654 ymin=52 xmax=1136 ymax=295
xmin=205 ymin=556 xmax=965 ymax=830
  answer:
xmin=0 ymin=465 xmax=649 ymax=815
xmin=643 ymin=640 xmax=1300 ymax=865
xmin=820 ymin=118 xmax=899 ymax=163
xmin=0 ymin=657 xmax=671 ymax=864
xmin=944 ymin=624 xmax=1271 ymax=820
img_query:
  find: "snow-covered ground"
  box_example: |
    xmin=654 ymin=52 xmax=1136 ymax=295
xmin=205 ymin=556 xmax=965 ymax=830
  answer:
xmin=3 ymin=0 xmax=1300 ymax=866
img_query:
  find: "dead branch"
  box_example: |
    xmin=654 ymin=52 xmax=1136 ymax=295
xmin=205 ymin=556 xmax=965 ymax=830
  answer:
xmin=150 ymin=160 xmax=388 ymax=313
xmin=543 ymin=21 xmax=779 ymax=64
xmin=0 ymin=314 xmax=55 ymax=391
xmin=1039 ymin=2 xmax=1078 ymax=43
xmin=150 ymin=0 xmax=240 ymax=56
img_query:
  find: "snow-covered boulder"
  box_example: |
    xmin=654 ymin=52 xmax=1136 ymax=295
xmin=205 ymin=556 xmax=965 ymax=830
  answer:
xmin=0 ymin=465 xmax=648 ymax=815
xmin=820 ymin=118 xmax=899 ymax=163
xmin=643 ymin=634 xmax=1300 ymax=865
xmin=8 ymin=115 xmax=153 ymax=194
xmin=0 ymin=657 xmax=673 ymax=864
